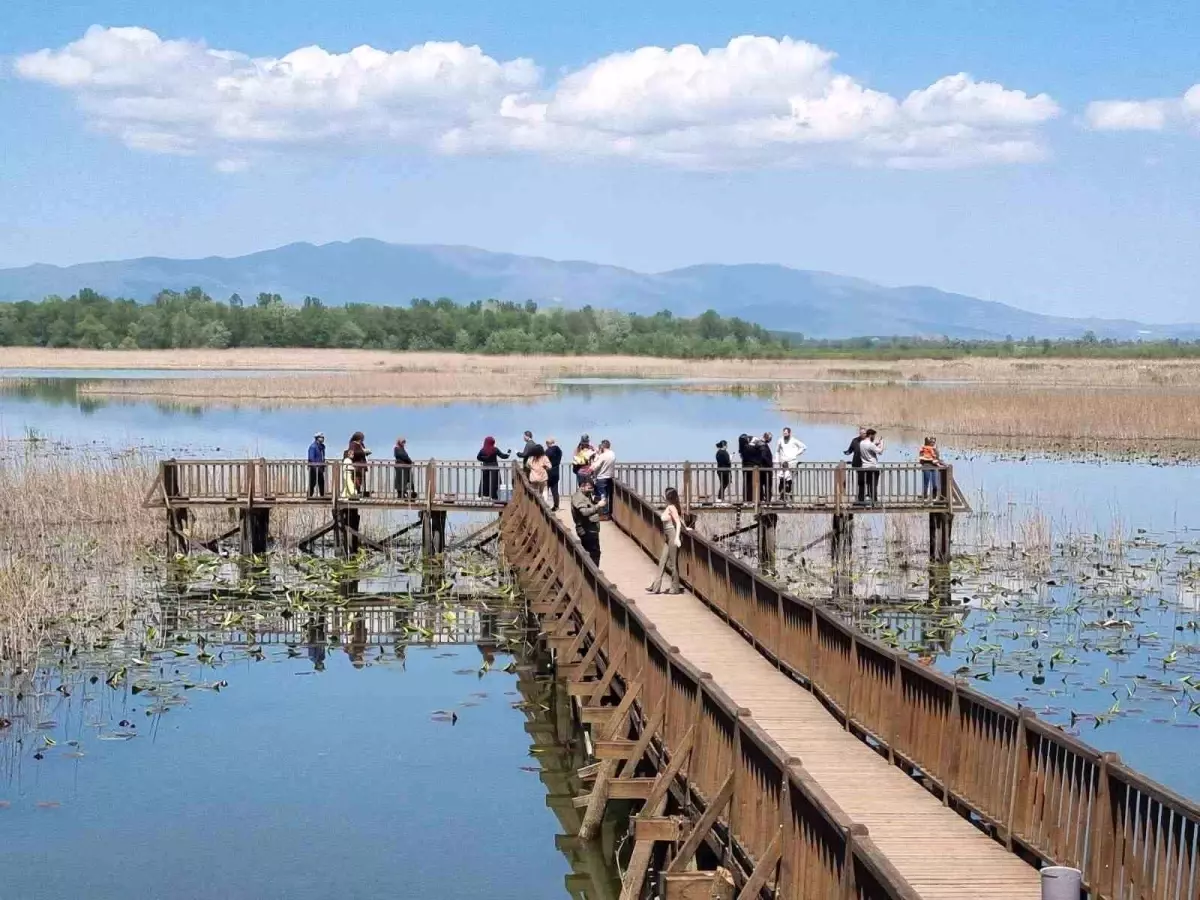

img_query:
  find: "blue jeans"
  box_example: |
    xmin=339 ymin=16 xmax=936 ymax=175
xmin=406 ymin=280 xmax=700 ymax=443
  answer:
xmin=595 ymin=478 xmax=613 ymax=514
xmin=922 ymin=468 xmax=939 ymax=497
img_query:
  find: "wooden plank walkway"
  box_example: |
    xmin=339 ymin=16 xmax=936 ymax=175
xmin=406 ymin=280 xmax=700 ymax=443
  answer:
xmin=559 ymin=509 xmax=1042 ymax=899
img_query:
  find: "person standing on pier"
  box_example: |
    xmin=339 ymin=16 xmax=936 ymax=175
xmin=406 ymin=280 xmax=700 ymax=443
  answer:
xmin=776 ymin=427 xmax=806 ymax=503
xmin=348 ymin=432 xmax=371 ymax=496
xmin=517 ymin=431 xmax=536 ymax=472
xmin=340 ymin=449 xmax=358 ymax=499
xmin=571 ymin=474 xmax=605 ymax=566
xmin=394 ymin=437 xmax=415 ymax=499
xmin=545 ymin=437 xmax=563 ymax=511
xmin=647 ymin=487 xmax=685 ymax=594
xmin=571 ymin=435 xmax=595 ymax=486
xmin=307 ymin=432 xmax=326 ymax=498
xmin=844 ymin=426 xmax=867 ymax=505
xmin=758 ymin=432 xmax=775 ymax=504
xmin=919 ymin=436 xmax=942 ymax=500
xmin=715 ymin=440 xmax=732 ymax=502
xmin=738 ymin=434 xmax=758 ymax=503
xmin=527 ymin=444 xmax=552 ymax=502
xmin=591 ymin=439 xmax=616 ymax=519
xmin=860 ymin=429 xmax=884 ymax=505
xmin=477 ymin=436 xmax=510 ymax=502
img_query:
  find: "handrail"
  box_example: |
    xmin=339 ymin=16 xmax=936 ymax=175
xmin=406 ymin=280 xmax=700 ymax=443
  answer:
xmin=615 ymin=461 xmax=968 ymax=513
xmin=609 ymin=478 xmax=1199 ymax=900
xmin=501 ymin=470 xmax=921 ymax=899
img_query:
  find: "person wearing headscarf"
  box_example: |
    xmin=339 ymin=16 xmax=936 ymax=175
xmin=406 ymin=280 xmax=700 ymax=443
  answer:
xmin=477 ymin=436 xmax=511 ymax=501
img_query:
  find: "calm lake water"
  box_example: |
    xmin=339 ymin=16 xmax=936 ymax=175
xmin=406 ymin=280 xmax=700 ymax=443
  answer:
xmin=1 ymin=373 xmax=1197 ymax=882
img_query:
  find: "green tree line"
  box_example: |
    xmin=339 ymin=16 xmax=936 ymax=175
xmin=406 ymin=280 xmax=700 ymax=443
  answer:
xmin=2 ymin=287 xmax=1200 ymax=359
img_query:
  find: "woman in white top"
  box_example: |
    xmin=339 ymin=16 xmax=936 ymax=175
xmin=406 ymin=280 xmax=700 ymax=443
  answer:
xmin=647 ymin=487 xmax=685 ymax=594
xmin=859 ymin=428 xmax=883 ymax=505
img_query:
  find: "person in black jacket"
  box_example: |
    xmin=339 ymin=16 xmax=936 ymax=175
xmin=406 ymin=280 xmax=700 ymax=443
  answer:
xmin=737 ymin=434 xmax=758 ymax=503
xmin=715 ymin=440 xmax=732 ymax=502
xmin=844 ymin=426 xmax=867 ymax=504
xmin=545 ymin=437 xmax=564 ymax=511
xmin=758 ymin=431 xmax=774 ymax=504
xmin=393 ymin=437 xmax=415 ymax=499
xmin=477 ymin=436 xmax=511 ymax=501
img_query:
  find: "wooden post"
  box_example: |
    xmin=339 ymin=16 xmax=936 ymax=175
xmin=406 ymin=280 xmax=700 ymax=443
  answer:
xmin=420 ymin=510 xmax=447 ymax=558
xmin=425 ymin=460 xmax=436 ymax=510
xmin=757 ymin=512 xmax=777 ymax=572
xmin=163 ymin=460 xmax=190 ymax=556
xmin=682 ymin=461 xmax=693 ymax=515
xmin=928 ymin=512 xmax=953 ymax=565
xmin=831 ymin=512 xmax=853 ymax=600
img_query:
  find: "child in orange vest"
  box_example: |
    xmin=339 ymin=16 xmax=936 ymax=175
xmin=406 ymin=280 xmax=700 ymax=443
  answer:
xmin=919 ymin=437 xmax=941 ymax=499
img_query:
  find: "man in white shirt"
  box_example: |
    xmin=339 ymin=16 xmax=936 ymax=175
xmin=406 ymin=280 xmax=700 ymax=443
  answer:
xmin=776 ymin=427 xmax=806 ymax=502
xmin=591 ymin=439 xmax=616 ymax=519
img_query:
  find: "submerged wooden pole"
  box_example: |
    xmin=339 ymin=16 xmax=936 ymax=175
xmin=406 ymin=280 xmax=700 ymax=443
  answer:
xmin=756 ymin=512 xmax=777 ymax=571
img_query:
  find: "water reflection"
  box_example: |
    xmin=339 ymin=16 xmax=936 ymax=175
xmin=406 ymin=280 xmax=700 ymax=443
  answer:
xmin=0 ymin=590 xmax=618 ymax=900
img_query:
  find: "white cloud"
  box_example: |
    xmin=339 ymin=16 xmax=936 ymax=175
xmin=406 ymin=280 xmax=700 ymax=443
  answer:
xmin=1085 ymin=86 xmax=1200 ymax=132
xmin=15 ymin=27 xmax=1061 ymax=169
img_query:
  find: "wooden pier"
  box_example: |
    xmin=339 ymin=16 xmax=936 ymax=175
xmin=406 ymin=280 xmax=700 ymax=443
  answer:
xmin=145 ymin=458 xmax=969 ymax=571
xmin=500 ymin=471 xmax=1200 ymax=900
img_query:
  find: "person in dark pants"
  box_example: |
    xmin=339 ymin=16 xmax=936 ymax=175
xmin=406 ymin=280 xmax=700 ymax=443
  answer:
xmin=571 ymin=474 xmax=605 ymax=567
xmin=477 ymin=436 xmax=510 ymax=501
xmin=737 ymin=434 xmax=759 ymax=503
xmin=715 ymin=440 xmax=731 ymax=502
xmin=307 ymin=432 xmax=326 ymax=497
xmin=516 ymin=430 xmax=536 ymax=472
xmin=844 ymin=426 xmax=867 ymax=504
xmin=393 ymin=437 xmax=415 ymax=499
xmin=545 ymin=436 xmax=563 ymax=511
xmin=348 ymin=431 xmax=371 ymax=496
xmin=758 ymin=431 xmax=774 ymax=505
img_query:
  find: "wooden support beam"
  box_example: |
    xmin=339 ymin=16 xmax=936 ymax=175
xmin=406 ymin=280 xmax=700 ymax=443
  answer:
xmin=666 ymin=772 xmax=736 ymax=875
xmin=733 ymin=827 xmax=782 ymax=900
xmin=588 ymin=643 xmax=626 ymax=707
xmin=577 ymin=682 xmax=641 ymax=841
xmin=574 ymin=777 xmax=657 ymax=806
xmin=592 ymin=739 xmax=637 ymax=760
xmin=664 ymin=870 xmax=735 ymax=900
xmin=634 ymin=816 xmax=688 ymax=844
xmin=616 ymin=705 xmax=664 ymax=778
xmin=617 ymin=723 xmax=698 ymax=900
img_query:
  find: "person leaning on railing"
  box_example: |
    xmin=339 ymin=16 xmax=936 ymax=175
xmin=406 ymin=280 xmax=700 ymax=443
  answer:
xmin=393 ymin=437 xmax=415 ymax=499
xmin=919 ymin=436 xmax=942 ymax=500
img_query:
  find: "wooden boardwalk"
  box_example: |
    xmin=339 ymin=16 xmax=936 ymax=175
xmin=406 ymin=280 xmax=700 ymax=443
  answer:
xmin=558 ymin=507 xmax=1041 ymax=899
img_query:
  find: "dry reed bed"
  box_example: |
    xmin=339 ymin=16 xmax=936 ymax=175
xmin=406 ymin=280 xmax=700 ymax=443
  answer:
xmin=77 ymin=371 xmax=552 ymax=405
xmin=11 ymin=347 xmax=1200 ymax=387
xmin=0 ymin=443 xmax=158 ymax=663
xmin=775 ymin=382 xmax=1200 ymax=451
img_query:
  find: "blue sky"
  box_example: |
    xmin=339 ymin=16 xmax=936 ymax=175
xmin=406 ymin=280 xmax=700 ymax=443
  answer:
xmin=1 ymin=0 xmax=1198 ymax=321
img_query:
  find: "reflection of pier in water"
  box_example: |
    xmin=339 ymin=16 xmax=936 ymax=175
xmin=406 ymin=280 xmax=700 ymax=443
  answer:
xmin=159 ymin=593 xmax=522 ymax=648
xmin=514 ymin=668 xmax=622 ymax=900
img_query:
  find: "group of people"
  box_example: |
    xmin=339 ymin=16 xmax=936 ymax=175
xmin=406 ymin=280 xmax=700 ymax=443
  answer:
xmin=305 ymin=432 xmax=415 ymax=499
xmin=713 ymin=426 xmax=809 ymax=504
xmin=842 ymin=427 xmax=945 ymax=505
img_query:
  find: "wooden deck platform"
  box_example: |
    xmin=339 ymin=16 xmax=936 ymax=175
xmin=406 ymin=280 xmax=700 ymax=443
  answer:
xmin=557 ymin=506 xmax=1040 ymax=899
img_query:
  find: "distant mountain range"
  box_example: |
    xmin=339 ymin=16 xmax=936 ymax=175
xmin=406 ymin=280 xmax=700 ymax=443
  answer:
xmin=0 ymin=238 xmax=1194 ymax=341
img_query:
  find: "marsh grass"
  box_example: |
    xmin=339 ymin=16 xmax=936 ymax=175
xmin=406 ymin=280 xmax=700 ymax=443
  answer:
xmin=13 ymin=347 xmax=1200 ymax=385
xmin=775 ymin=382 xmax=1200 ymax=457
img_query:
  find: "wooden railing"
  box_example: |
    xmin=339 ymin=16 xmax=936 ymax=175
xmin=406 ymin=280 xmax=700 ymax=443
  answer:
xmin=502 ymin=471 xmax=922 ymax=899
xmin=154 ymin=458 xmax=513 ymax=506
xmin=615 ymin=462 xmax=969 ymax=512
xmin=609 ymin=479 xmax=1200 ymax=900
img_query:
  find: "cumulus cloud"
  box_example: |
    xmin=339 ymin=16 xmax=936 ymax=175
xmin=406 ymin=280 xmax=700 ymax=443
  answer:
xmin=1085 ymin=86 xmax=1200 ymax=132
xmin=15 ymin=26 xmax=1061 ymax=169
